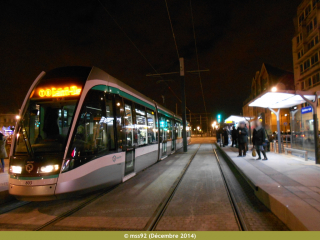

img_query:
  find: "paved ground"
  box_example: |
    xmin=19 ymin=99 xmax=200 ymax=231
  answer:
xmin=156 ymin=144 xmax=239 ymax=231
xmin=219 ymin=145 xmax=320 ymax=230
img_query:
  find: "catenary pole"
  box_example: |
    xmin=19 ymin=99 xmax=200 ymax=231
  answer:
xmin=180 ymin=57 xmax=187 ymax=152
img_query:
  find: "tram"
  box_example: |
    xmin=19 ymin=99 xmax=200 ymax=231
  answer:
xmin=9 ymin=66 xmax=191 ymax=201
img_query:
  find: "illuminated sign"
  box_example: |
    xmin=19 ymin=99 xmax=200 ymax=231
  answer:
xmin=301 ymin=106 xmax=312 ymax=114
xmin=38 ymin=86 xmax=81 ymax=98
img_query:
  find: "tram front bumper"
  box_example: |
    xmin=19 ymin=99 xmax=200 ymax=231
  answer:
xmin=9 ymin=184 xmax=57 ymax=201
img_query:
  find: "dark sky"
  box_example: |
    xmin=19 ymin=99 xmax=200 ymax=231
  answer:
xmin=0 ymin=0 xmax=301 ymax=123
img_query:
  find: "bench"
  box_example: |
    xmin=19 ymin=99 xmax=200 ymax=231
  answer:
xmin=284 ymin=147 xmax=308 ymax=161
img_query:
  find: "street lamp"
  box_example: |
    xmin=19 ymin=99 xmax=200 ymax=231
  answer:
xmin=271 ymin=86 xmax=277 ymax=92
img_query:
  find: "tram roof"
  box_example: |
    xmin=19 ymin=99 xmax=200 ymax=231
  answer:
xmin=88 ymin=67 xmax=182 ymax=121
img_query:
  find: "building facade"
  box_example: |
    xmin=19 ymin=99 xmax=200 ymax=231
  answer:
xmin=243 ymin=63 xmax=294 ymax=133
xmin=0 ymin=113 xmax=17 ymax=135
xmin=293 ymin=0 xmax=320 ymax=133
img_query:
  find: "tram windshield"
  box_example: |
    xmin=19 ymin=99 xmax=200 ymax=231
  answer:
xmin=13 ymin=66 xmax=91 ymax=155
xmin=14 ymin=99 xmax=78 ymax=154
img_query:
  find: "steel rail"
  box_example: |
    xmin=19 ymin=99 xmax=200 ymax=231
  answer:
xmin=212 ymin=145 xmax=248 ymax=231
xmin=144 ymin=144 xmax=201 ymax=231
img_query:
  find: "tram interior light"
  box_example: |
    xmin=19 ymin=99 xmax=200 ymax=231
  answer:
xmin=10 ymin=166 xmax=22 ymax=174
xmin=40 ymin=165 xmax=59 ymax=173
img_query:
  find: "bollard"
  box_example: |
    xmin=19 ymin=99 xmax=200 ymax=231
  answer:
xmin=274 ymin=140 xmax=276 ymax=153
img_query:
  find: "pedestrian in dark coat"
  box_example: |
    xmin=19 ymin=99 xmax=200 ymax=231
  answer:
xmin=0 ymin=133 xmax=7 ymax=172
xmin=231 ymin=126 xmax=237 ymax=147
xmin=253 ymin=120 xmax=268 ymax=160
xmin=237 ymin=122 xmax=248 ymax=157
xmin=223 ymin=127 xmax=229 ymax=147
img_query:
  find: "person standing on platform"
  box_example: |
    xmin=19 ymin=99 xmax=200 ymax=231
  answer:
xmin=231 ymin=126 xmax=237 ymax=147
xmin=223 ymin=127 xmax=229 ymax=147
xmin=245 ymin=123 xmax=249 ymax=153
xmin=237 ymin=122 xmax=248 ymax=157
xmin=253 ymin=120 xmax=268 ymax=161
xmin=0 ymin=132 xmax=7 ymax=173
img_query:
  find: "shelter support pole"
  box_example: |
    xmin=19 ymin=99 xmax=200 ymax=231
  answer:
xmin=290 ymin=110 xmax=298 ymax=150
xmin=269 ymin=108 xmax=281 ymax=153
xmin=297 ymin=91 xmax=319 ymax=164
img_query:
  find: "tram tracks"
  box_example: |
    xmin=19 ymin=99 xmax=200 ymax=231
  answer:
xmin=212 ymin=145 xmax=248 ymax=231
xmin=0 ymin=200 xmax=31 ymax=215
xmin=143 ymin=144 xmax=201 ymax=231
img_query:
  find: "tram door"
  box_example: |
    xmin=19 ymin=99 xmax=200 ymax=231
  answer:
xmin=160 ymin=115 xmax=167 ymax=158
xmin=162 ymin=141 xmax=167 ymax=157
xmin=125 ymin=148 xmax=135 ymax=175
xmin=124 ymin=103 xmax=135 ymax=175
xmin=172 ymin=120 xmax=176 ymax=152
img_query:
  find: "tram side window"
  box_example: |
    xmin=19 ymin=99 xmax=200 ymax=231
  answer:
xmin=115 ymin=96 xmax=124 ymax=151
xmin=166 ymin=118 xmax=172 ymax=141
xmin=68 ymin=89 xmax=116 ymax=161
xmin=135 ymin=104 xmax=147 ymax=146
xmin=124 ymin=102 xmax=134 ymax=147
xmin=147 ymin=109 xmax=157 ymax=144
xmin=159 ymin=114 xmax=166 ymax=142
xmin=176 ymin=122 xmax=182 ymax=138
xmin=173 ymin=121 xmax=177 ymax=140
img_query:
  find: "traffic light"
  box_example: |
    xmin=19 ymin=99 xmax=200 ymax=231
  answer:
xmin=217 ymin=114 xmax=221 ymax=123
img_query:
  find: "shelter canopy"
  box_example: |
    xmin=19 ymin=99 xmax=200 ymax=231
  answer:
xmin=224 ymin=115 xmax=254 ymax=123
xmin=248 ymin=91 xmax=315 ymax=109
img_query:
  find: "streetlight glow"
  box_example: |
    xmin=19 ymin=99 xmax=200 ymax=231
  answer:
xmin=271 ymin=86 xmax=277 ymax=92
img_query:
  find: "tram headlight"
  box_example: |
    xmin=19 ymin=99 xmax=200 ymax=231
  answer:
xmin=10 ymin=166 xmax=22 ymax=174
xmin=40 ymin=165 xmax=59 ymax=173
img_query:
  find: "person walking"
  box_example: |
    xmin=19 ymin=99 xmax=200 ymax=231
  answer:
xmin=237 ymin=122 xmax=248 ymax=157
xmin=231 ymin=126 xmax=237 ymax=147
xmin=252 ymin=120 xmax=268 ymax=161
xmin=0 ymin=132 xmax=7 ymax=172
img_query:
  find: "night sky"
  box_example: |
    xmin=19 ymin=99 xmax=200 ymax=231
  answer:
xmin=0 ymin=0 xmax=301 ymax=124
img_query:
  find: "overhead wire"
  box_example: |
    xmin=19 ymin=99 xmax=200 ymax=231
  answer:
xmin=97 ymin=0 xmax=190 ymax=112
xmin=164 ymin=0 xmax=180 ymax=60
xmin=189 ymin=0 xmax=207 ymax=114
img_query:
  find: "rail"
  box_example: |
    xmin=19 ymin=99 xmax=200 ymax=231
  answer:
xmin=143 ymin=144 xmax=201 ymax=230
xmin=212 ymin=145 xmax=248 ymax=231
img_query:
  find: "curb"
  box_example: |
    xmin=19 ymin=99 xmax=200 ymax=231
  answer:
xmin=216 ymin=144 xmax=316 ymax=231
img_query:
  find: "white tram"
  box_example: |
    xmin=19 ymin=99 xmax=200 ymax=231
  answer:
xmin=9 ymin=66 xmax=191 ymax=201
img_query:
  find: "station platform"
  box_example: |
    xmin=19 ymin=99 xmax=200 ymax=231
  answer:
xmin=218 ymin=145 xmax=320 ymax=231
xmin=0 ymin=159 xmax=11 ymax=204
